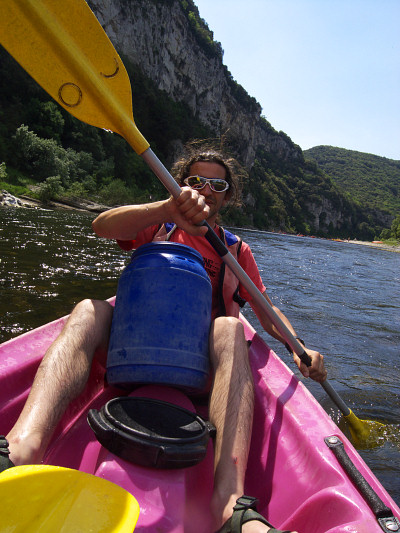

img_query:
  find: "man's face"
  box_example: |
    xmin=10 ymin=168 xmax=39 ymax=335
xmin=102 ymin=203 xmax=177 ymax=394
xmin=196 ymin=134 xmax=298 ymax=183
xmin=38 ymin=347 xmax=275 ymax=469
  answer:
xmin=187 ymin=161 xmax=230 ymax=224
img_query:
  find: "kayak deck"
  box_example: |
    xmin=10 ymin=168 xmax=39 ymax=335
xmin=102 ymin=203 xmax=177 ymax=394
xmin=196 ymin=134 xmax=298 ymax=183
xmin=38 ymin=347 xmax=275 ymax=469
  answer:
xmin=1 ymin=312 xmax=399 ymax=532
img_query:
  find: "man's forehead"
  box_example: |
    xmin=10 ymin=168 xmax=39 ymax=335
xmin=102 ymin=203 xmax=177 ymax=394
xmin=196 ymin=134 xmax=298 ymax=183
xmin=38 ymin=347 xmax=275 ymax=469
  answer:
xmin=189 ymin=161 xmax=227 ymax=178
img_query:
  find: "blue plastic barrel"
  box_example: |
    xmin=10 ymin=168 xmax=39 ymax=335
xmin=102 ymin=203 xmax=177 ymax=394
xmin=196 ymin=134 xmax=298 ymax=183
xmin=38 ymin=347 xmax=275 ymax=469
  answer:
xmin=106 ymin=242 xmax=212 ymax=391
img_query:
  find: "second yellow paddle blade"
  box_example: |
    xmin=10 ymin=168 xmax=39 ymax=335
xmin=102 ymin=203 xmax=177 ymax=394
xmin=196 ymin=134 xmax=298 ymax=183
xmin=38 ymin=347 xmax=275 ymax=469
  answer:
xmin=345 ymin=409 xmax=396 ymax=449
xmin=0 ymin=464 xmax=140 ymax=532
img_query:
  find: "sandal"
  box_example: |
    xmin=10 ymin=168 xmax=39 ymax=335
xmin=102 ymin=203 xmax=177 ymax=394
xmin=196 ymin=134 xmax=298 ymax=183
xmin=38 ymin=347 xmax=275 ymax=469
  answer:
xmin=216 ymin=495 xmax=292 ymax=533
xmin=0 ymin=436 xmax=15 ymax=473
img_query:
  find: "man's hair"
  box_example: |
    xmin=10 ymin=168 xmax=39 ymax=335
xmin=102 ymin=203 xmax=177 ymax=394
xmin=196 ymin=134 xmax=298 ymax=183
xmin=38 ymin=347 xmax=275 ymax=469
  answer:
xmin=171 ymin=140 xmax=244 ymax=208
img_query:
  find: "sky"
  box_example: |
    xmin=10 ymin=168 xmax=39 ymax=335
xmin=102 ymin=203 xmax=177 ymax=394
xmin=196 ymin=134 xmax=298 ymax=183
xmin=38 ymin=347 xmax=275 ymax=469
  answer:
xmin=194 ymin=0 xmax=400 ymax=160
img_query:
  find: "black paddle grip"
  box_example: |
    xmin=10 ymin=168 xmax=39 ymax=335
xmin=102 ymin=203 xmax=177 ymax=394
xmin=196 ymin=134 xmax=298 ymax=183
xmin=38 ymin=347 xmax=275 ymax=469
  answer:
xmin=299 ymin=350 xmax=312 ymax=367
xmin=204 ymin=222 xmax=228 ymax=257
xmin=286 ymin=343 xmax=312 ymax=367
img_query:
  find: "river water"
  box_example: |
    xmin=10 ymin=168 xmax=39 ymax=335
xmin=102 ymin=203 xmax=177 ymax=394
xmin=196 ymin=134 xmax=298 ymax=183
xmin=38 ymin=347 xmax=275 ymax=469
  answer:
xmin=1 ymin=206 xmax=399 ymax=504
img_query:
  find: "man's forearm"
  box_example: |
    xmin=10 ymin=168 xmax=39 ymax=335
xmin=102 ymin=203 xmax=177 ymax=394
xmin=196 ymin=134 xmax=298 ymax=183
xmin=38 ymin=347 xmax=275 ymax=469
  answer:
xmin=250 ymin=292 xmax=297 ymax=345
xmin=259 ymin=305 xmax=297 ymax=344
xmin=92 ymin=200 xmax=170 ymax=240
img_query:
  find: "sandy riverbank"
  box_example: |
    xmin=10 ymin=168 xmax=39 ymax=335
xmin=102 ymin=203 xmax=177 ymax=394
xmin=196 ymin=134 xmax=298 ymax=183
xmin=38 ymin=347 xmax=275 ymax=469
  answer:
xmin=347 ymin=239 xmax=400 ymax=253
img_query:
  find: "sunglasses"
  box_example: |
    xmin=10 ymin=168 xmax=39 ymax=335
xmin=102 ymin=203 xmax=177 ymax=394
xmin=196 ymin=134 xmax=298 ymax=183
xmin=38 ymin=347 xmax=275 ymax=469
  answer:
xmin=183 ymin=175 xmax=230 ymax=193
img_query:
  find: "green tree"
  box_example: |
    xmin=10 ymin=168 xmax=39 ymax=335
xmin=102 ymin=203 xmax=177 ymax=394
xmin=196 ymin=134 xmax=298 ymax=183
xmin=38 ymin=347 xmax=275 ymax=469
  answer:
xmin=390 ymin=214 xmax=400 ymax=240
xmin=26 ymin=99 xmax=65 ymax=142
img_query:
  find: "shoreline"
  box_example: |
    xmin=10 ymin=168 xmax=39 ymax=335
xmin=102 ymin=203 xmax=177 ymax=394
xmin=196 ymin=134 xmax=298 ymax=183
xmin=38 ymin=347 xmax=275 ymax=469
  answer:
xmin=2 ymin=190 xmax=399 ymax=253
xmin=346 ymin=239 xmax=400 ymax=253
xmin=1 ymin=190 xmax=108 ymax=213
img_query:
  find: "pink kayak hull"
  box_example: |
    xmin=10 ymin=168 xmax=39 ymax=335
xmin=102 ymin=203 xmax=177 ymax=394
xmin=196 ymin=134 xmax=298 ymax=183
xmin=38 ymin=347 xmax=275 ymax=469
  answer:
xmin=1 ymin=309 xmax=399 ymax=532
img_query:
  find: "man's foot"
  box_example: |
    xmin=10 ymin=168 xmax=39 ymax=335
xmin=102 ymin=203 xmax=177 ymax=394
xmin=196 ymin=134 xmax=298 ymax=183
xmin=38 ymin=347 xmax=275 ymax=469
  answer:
xmin=5 ymin=431 xmax=44 ymax=466
xmin=214 ymin=496 xmax=297 ymax=533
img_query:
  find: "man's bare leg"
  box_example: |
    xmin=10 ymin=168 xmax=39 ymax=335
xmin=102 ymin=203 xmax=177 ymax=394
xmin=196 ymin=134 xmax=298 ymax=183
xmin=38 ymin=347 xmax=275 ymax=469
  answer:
xmin=209 ymin=317 xmax=297 ymax=533
xmin=6 ymin=299 xmax=113 ymax=465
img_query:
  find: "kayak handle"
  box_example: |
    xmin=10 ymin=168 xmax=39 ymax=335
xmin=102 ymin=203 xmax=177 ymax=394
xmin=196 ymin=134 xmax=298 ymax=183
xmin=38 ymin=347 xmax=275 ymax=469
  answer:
xmin=325 ymin=435 xmax=398 ymax=531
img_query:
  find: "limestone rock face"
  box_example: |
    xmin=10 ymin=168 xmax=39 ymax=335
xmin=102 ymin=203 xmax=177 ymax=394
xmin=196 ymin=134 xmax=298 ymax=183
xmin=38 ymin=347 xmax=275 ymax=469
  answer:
xmin=88 ymin=0 xmax=302 ymax=167
xmin=305 ymin=198 xmax=345 ymax=231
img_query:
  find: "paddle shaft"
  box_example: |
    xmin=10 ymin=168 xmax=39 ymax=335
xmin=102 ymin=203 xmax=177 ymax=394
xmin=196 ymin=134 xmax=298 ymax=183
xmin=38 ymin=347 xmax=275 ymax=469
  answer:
xmin=142 ymin=149 xmax=351 ymax=416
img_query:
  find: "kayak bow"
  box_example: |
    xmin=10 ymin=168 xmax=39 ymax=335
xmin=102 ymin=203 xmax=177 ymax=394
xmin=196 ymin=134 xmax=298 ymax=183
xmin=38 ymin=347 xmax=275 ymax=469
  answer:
xmin=0 ymin=310 xmax=399 ymax=532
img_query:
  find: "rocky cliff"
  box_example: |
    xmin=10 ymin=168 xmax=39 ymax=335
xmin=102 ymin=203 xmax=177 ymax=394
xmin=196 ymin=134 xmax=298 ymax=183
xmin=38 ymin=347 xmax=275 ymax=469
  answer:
xmin=88 ymin=0 xmax=302 ymax=168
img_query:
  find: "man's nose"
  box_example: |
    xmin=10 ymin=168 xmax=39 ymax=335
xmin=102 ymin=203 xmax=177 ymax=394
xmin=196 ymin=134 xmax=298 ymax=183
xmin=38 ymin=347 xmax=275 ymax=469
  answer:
xmin=200 ymin=183 xmax=213 ymax=195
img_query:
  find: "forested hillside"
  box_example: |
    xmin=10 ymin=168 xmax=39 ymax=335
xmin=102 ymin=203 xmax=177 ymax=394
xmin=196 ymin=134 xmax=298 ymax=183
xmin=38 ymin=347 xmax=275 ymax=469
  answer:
xmin=304 ymin=146 xmax=400 ymax=221
xmin=0 ymin=0 xmax=393 ymax=241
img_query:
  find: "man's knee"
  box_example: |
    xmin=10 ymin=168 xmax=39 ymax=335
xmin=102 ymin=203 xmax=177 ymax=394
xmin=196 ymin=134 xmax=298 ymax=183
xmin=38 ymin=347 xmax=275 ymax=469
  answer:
xmin=65 ymin=299 xmax=113 ymax=338
xmin=72 ymin=299 xmax=113 ymax=321
xmin=59 ymin=299 xmax=113 ymax=360
xmin=212 ymin=316 xmax=245 ymax=339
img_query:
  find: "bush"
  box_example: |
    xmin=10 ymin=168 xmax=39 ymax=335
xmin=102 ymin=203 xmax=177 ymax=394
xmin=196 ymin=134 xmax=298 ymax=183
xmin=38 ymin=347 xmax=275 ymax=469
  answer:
xmin=81 ymin=176 xmax=97 ymax=194
xmin=13 ymin=125 xmax=95 ymax=187
xmin=380 ymin=228 xmax=392 ymax=240
xmin=37 ymin=175 xmax=64 ymax=203
xmin=13 ymin=125 xmax=69 ymax=182
xmin=64 ymin=181 xmax=87 ymax=199
xmin=0 ymin=162 xmax=6 ymax=179
xmin=97 ymin=179 xmax=136 ymax=206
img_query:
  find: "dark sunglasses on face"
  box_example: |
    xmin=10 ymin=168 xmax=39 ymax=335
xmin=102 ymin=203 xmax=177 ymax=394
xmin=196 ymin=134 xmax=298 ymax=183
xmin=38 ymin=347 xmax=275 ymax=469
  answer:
xmin=183 ymin=175 xmax=230 ymax=192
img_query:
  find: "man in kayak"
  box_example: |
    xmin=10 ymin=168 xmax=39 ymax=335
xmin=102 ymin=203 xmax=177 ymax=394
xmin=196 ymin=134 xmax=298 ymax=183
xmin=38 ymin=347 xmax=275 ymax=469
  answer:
xmin=6 ymin=144 xmax=326 ymax=533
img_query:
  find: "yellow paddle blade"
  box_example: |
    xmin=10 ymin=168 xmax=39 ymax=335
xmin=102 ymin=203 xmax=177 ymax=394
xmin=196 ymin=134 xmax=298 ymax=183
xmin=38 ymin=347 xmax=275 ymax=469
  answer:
xmin=0 ymin=0 xmax=149 ymax=155
xmin=0 ymin=464 xmax=140 ymax=532
xmin=345 ymin=409 xmax=392 ymax=449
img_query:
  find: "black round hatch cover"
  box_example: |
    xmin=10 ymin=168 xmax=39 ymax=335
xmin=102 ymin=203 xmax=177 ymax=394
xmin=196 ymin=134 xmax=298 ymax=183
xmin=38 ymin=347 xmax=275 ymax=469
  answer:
xmin=87 ymin=396 xmax=216 ymax=469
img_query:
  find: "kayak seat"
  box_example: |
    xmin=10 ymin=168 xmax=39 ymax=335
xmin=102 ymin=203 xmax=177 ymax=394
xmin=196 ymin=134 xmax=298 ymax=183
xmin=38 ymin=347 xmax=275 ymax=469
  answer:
xmin=87 ymin=396 xmax=216 ymax=469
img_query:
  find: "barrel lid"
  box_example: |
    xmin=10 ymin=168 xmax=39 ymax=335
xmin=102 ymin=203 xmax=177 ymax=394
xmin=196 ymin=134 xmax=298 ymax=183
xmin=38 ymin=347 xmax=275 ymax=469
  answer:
xmin=87 ymin=397 xmax=215 ymax=469
xmin=131 ymin=241 xmax=204 ymax=264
